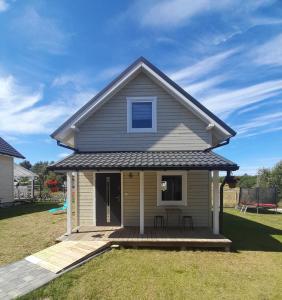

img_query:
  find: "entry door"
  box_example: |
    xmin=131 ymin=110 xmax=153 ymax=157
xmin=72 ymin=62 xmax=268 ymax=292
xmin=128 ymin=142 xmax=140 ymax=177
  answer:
xmin=96 ymin=173 xmax=121 ymax=226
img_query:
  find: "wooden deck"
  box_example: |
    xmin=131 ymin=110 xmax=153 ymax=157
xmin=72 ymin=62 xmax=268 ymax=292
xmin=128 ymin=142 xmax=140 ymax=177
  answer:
xmin=26 ymin=240 xmax=110 ymax=273
xmin=61 ymin=226 xmax=231 ymax=250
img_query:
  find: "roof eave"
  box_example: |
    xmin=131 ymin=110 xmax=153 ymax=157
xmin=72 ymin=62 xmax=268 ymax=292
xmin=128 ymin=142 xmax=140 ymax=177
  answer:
xmin=0 ymin=150 xmax=25 ymax=159
xmin=48 ymin=165 xmax=239 ymax=172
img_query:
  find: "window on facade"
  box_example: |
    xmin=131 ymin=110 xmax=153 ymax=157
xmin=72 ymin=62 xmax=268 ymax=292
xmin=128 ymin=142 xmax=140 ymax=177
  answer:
xmin=127 ymin=97 xmax=156 ymax=132
xmin=157 ymin=172 xmax=187 ymax=206
xmin=161 ymin=176 xmax=182 ymax=201
xmin=132 ymin=102 xmax=152 ymax=128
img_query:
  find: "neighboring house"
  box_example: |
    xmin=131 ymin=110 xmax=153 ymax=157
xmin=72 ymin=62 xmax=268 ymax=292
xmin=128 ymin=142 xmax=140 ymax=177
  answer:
xmin=0 ymin=137 xmax=25 ymax=205
xmin=14 ymin=164 xmax=38 ymax=200
xmin=50 ymin=57 xmax=239 ymax=241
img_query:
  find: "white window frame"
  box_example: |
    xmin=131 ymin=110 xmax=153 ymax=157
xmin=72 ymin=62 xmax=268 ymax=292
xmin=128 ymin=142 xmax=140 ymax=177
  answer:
xmin=127 ymin=96 xmax=157 ymax=133
xmin=157 ymin=171 xmax=187 ymax=206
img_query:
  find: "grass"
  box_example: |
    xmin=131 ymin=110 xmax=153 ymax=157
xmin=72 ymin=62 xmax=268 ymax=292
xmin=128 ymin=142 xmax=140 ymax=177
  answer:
xmin=0 ymin=203 xmax=66 ymax=265
xmin=21 ymin=209 xmax=282 ymax=300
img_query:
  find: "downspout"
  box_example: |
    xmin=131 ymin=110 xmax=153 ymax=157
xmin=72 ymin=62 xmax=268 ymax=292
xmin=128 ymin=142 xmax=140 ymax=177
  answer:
xmin=57 ymin=141 xmax=78 ymax=152
xmin=204 ymin=138 xmax=230 ymax=152
xmin=219 ymin=170 xmax=230 ymax=234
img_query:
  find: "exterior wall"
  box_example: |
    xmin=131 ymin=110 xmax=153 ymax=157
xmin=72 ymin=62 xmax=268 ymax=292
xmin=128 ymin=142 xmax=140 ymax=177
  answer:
xmin=123 ymin=170 xmax=211 ymax=227
xmin=77 ymin=171 xmax=94 ymax=226
xmin=75 ymin=72 xmax=210 ymax=151
xmin=0 ymin=155 xmax=14 ymax=203
xmin=78 ymin=170 xmax=211 ymax=228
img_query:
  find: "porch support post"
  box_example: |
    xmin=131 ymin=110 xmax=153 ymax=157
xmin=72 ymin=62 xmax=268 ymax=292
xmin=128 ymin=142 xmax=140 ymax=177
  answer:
xmin=212 ymin=170 xmax=220 ymax=235
xmin=74 ymin=172 xmax=79 ymax=229
xmin=66 ymin=171 xmax=72 ymax=235
xmin=139 ymin=171 xmax=144 ymax=235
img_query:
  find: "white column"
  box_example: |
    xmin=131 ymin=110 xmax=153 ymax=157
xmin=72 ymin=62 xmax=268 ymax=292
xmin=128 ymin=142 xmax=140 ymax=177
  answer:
xmin=66 ymin=171 xmax=72 ymax=235
xmin=212 ymin=170 xmax=220 ymax=235
xmin=74 ymin=172 xmax=79 ymax=229
xmin=121 ymin=172 xmax=124 ymax=228
xmin=139 ymin=171 xmax=144 ymax=235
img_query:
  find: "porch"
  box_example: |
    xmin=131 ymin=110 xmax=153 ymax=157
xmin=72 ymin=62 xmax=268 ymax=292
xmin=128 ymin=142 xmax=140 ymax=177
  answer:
xmin=59 ymin=226 xmax=231 ymax=250
xmin=49 ymin=150 xmax=239 ymax=248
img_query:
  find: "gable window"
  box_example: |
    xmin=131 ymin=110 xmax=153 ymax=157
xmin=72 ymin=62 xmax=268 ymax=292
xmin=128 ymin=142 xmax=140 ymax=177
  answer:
xmin=157 ymin=171 xmax=187 ymax=206
xmin=127 ymin=97 xmax=157 ymax=132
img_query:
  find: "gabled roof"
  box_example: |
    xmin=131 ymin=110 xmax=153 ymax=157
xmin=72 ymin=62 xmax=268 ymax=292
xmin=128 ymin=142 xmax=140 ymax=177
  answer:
xmin=0 ymin=137 xmax=25 ymax=159
xmin=51 ymin=57 xmax=236 ymax=142
xmin=48 ymin=150 xmax=239 ymax=171
xmin=14 ymin=164 xmax=38 ymax=179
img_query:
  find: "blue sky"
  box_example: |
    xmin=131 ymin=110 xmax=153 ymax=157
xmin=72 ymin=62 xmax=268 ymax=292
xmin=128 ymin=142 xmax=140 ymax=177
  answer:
xmin=0 ymin=0 xmax=281 ymax=175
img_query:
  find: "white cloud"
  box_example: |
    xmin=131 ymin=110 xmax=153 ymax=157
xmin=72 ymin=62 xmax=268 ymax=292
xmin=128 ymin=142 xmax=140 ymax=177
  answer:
xmin=96 ymin=65 xmax=124 ymax=82
xmin=140 ymin=0 xmax=231 ymax=28
xmin=202 ymin=79 xmax=282 ymax=117
xmin=58 ymin=152 xmax=71 ymax=159
xmin=13 ymin=7 xmax=70 ymax=54
xmin=128 ymin=0 xmax=274 ymax=29
xmin=0 ymin=72 xmax=95 ymax=135
xmin=0 ymin=75 xmax=42 ymax=113
xmin=237 ymin=99 xmax=282 ymax=115
xmin=236 ymin=111 xmax=282 ymax=135
xmin=0 ymin=0 xmax=9 ymax=12
xmin=170 ymin=49 xmax=237 ymax=83
xmin=253 ymin=34 xmax=282 ymax=66
xmin=52 ymin=73 xmax=89 ymax=90
xmin=184 ymin=75 xmax=227 ymax=97
xmin=240 ymin=125 xmax=282 ymax=138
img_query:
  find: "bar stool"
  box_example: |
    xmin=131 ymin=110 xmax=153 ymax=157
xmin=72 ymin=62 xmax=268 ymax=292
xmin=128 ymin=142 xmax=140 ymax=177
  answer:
xmin=182 ymin=215 xmax=194 ymax=230
xmin=154 ymin=215 xmax=165 ymax=229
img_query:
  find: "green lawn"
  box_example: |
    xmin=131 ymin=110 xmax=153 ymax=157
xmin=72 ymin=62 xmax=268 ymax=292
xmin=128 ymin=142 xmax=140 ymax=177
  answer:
xmin=0 ymin=203 xmax=66 ymax=265
xmin=21 ymin=209 xmax=282 ymax=300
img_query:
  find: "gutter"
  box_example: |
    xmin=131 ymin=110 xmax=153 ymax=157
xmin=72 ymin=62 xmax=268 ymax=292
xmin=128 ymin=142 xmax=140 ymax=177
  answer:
xmin=57 ymin=141 xmax=78 ymax=152
xmin=204 ymin=138 xmax=230 ymax=152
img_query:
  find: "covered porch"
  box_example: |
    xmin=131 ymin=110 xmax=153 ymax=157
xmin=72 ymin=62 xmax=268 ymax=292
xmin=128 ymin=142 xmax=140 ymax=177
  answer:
xmin=49 ymin=150 xmax=239 ymax=249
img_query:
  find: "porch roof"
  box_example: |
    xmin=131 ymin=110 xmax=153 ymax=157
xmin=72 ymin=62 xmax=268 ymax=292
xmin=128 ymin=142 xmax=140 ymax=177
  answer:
xmin=49 ymin=151 xmax=239 ymax=171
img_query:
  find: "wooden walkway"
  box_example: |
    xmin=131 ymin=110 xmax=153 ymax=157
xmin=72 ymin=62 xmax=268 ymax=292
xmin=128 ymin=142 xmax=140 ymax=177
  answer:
xmin=26 ymin=240 xmax=110 ymax=273
xmin=62 ymin=227 xmax=231 ymax=250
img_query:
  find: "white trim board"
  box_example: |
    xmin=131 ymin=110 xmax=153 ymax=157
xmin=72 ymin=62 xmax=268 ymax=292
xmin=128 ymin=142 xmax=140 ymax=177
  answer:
xmin=126 ymin=96 xmax=157 ymax=133
xmin=157 ymin=171 xmax=187 ymax=206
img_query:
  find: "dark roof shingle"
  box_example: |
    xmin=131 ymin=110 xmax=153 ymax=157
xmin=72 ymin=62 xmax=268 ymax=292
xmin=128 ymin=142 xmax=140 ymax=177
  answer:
xmin=49 ymin=151 xmax=239 ymax=171
xmin=0 ymin=137 xmax=25 ymax=159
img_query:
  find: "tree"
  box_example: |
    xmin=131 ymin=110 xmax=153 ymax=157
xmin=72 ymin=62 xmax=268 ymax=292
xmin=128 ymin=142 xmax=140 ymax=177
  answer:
xmin=19 ymin=160 xmax=32 ymax=170
xmin=238 ymin=174 xmax=257 ymax=188
xmin=31 ymin=161 xmax=50 ymax=197
xmin=258 ymin=161 xmax=282 ymax=201
xmin=257 ymin=168 xmax=272 ymax=188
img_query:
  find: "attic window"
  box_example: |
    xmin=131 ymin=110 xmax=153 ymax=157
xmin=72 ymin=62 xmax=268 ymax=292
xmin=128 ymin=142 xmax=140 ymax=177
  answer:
xmin=127 ymin=97 xmax=157 ymax=133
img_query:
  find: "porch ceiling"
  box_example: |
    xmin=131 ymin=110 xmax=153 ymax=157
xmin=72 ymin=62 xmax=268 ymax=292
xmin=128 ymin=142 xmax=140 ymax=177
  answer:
xmin=49 ymin=150 xmax=239 ymax=171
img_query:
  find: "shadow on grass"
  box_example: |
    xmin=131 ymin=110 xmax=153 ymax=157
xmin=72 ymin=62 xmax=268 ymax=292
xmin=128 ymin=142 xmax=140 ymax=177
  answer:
xmin=0 ymin=203 xmax=61 ymax=220
xmin=223 ymin=212 xmax=282 ymax=252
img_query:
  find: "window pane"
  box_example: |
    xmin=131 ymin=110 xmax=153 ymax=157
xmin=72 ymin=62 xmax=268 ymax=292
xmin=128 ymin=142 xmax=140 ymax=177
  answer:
xmin=161 ymin=175 xmax=182 ymax=201
xmin=132 ymin=102 xmax=152 ymax=128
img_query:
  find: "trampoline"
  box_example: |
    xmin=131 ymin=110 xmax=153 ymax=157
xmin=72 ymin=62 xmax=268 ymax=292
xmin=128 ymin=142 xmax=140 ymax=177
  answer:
xmin=238 ymin=187 xmax=278 ymax=213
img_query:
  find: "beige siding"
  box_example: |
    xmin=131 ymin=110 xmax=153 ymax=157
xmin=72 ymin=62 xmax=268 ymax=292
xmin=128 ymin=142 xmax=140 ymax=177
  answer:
xmin=123 ymin=172 xmax=140 ymax=226
xmin=78 ymin=171 xmax=94 ymax=225
xmin=0 ymin=155 xmax=14 ymax=203
xmin=76 ymin=72 xmax=210 ymax=151
xmin=123 ymin=170 xmax=211 ymax=227
xmin=78 ymin=170 xmax=211 ymax=227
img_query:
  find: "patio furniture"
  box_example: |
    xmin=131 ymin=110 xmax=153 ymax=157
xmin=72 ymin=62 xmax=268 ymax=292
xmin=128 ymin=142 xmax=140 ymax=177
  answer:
xmin=182 ymin=215 xmax=194 ymax=230
xmin=154 ymin=215 xmax=165 ymax=229
xmin=165 ymin=208 xmax=182 ymax=228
